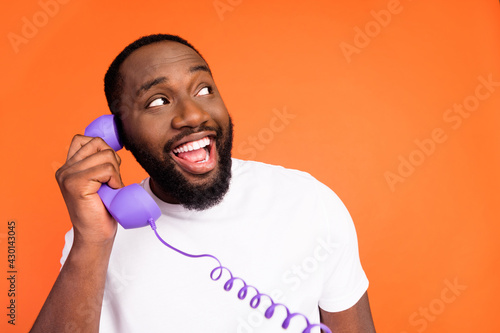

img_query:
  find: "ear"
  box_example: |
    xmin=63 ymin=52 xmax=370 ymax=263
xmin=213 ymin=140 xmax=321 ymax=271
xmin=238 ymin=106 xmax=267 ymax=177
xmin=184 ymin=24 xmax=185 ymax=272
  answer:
xmin=113 ymin=113 xmax=130 ymax=151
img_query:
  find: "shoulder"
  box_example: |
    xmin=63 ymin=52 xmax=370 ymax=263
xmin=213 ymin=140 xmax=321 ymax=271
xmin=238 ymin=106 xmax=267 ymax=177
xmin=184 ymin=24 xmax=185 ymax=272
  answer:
xmin=231 ymin=158 xmax=319 ymax=187
xmin=231 ymin=158 xmax=339 ymax=196
xmin=230 ymin=158 xmax=345 ymax=212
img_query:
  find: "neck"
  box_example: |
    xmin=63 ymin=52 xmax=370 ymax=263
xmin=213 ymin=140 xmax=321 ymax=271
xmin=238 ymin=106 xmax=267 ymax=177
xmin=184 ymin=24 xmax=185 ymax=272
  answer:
xmin=149 ymin=178 xmax=180 ymax=204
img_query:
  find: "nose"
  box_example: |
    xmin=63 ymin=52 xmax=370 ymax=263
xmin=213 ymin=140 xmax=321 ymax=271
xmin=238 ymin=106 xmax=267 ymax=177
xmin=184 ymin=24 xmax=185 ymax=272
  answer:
xmin=171 ymin=99 xmax=211 ymax=129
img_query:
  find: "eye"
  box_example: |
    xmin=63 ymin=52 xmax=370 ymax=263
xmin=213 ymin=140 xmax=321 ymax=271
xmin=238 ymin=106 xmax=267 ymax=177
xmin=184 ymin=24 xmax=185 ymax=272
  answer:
xmin=197 ymin=86 xmax=212 ymax=96
xmin=147 ymin=97 xmax=169 ymax=108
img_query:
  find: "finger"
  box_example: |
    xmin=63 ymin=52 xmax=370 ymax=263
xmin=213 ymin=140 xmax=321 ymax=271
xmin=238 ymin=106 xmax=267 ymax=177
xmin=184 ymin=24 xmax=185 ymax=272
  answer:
xmin=66 ymin=134 xmax=93 ymax=161
xmin=59 ymin=159 xmax=124 ymax=196
xmin=66 ymin=135 xmax=121 ymax=167
xmin=59 ymin=149 xmax=124 ymax=188
xmin=75 ymin=162 xmax=124 ymax=193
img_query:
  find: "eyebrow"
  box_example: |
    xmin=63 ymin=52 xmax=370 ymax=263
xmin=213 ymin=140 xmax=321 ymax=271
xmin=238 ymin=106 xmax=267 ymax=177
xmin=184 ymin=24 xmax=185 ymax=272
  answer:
xmin=189 ymin=64 xmax=212 ymax=75
xmin=136 ymin=76 xmax=168 ymax=97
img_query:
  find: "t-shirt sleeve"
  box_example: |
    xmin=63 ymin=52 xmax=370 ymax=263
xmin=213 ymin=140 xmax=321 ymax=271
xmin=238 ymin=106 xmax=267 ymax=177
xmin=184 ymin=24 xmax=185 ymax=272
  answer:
xmin=316 ymin=183 xmax=369 ymax=312
xmin=60 ymin=228 xmax=74 ymax=270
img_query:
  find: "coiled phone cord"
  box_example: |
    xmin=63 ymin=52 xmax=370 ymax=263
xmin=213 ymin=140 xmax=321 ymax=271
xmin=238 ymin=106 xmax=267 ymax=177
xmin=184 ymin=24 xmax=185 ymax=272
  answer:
xmin=148 ymin=218 xmax=332 ymax=333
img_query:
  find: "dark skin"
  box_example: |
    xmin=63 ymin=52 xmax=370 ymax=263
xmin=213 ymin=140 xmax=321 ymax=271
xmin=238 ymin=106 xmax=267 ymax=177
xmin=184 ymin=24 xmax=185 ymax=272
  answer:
xmin=320 ymin=292 xmax=376 ymax=332
xmin=31 ymin=41 xmax=375 ymax=332
xmin=118 ymin=41 xmax=231 ymax=204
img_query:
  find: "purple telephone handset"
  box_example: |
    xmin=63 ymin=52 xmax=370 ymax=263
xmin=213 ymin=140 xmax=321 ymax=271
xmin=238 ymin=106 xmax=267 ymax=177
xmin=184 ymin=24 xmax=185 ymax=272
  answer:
xmin=85 ymin=115 xmax=330 ymax=333
xmin=84 ymin=115 xmax=161 ymax=229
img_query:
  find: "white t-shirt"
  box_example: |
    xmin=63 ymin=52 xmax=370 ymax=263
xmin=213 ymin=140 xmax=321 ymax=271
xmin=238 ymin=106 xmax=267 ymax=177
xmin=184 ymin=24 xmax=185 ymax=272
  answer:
xmin=61 ymin=159 xmax=368 ymax=332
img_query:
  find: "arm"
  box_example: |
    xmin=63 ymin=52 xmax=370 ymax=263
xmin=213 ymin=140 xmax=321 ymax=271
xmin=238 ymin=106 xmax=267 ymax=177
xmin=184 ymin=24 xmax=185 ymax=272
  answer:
xmin=31 ymin=135 xmax=123 ymax=332
xmin=320 ymin=291 xmax=376 ymax=333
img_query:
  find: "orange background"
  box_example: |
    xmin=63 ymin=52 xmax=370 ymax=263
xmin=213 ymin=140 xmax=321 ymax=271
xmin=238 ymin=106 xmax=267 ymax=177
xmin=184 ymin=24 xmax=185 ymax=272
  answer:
xmin=1 ymin=0 xmax=499 ymax=332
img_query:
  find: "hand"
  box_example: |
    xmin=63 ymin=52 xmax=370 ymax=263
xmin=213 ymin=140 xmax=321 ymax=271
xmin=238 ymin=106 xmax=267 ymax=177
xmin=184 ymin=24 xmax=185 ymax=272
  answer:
xmin=55 ymin=134 xmax=124 ymax=245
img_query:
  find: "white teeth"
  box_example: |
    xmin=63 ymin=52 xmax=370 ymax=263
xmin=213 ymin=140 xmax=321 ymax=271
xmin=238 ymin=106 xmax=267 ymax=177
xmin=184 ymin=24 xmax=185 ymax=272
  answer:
xmin=173 ymin=137 xmax=211 ymax=154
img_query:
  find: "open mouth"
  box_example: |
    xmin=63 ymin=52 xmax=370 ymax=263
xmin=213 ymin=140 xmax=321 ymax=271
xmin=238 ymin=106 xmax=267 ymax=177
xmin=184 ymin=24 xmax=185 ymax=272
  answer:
xmin=171 ymin=136 xmax=217 ymax=174
xmin=173 ymin=136 xmax=211 ymax=163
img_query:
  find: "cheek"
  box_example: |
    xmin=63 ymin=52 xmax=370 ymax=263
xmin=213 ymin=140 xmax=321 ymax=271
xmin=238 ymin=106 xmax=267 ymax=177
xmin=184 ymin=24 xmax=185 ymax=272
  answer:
xmin=122 ymin=114 xmax=171 ymax=152
xmin=209 ymin=103 xmax=230 ymax=128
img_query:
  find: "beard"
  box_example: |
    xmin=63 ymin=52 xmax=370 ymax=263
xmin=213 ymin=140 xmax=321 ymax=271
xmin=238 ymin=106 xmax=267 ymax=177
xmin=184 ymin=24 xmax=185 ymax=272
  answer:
xmin=122 ymin=117 xmax=233 ymax=211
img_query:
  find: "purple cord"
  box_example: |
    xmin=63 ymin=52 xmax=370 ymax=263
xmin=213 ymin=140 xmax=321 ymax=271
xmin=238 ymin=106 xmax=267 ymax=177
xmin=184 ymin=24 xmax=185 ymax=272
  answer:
xmin=148 ymin=218 xmax=332 ymax=333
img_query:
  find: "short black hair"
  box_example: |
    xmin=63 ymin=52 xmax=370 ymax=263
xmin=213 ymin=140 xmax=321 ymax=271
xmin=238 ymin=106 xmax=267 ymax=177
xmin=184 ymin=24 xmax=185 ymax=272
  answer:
xmin=104 ymin=34 xmax=205 ymax=114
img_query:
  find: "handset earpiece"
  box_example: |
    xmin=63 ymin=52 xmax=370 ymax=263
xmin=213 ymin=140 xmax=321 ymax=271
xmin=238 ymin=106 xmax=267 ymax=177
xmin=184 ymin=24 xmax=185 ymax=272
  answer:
xmin=85 ymin=115 xmax=161 ymax=229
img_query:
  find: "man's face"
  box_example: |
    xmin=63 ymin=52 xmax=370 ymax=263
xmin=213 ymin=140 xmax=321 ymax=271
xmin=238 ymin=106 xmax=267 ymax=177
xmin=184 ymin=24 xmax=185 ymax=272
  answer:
xmin=117 ymin=41 xmax=233 ymax=210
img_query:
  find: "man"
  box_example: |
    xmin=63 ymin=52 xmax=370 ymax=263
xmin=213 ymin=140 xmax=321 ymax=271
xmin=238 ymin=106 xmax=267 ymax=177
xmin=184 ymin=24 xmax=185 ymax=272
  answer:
xmin=31 ymin=34 xmax=375 ymax=332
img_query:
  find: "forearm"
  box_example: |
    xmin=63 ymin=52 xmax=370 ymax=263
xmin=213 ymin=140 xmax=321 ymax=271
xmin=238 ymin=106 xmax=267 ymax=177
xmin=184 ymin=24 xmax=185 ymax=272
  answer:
xmin=31 ymin=240 xmax=114 ymax=332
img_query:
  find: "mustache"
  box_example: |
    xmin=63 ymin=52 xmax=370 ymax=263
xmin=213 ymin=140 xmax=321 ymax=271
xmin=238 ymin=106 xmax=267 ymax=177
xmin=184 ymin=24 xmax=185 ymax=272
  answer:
xmin=164 ymin=126 xmax=222 ymax=152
